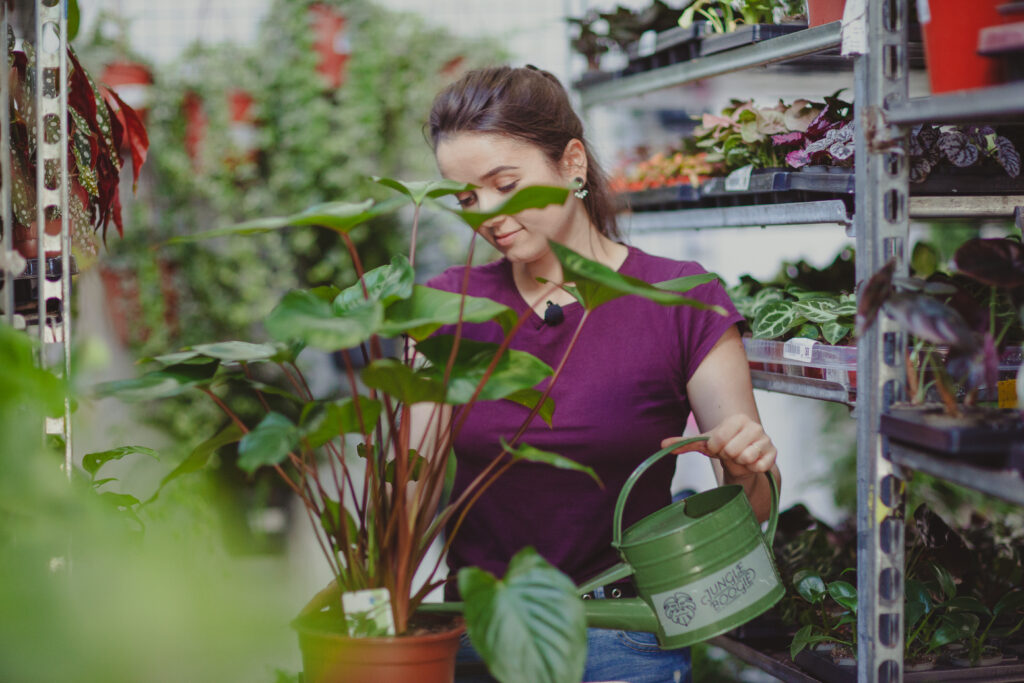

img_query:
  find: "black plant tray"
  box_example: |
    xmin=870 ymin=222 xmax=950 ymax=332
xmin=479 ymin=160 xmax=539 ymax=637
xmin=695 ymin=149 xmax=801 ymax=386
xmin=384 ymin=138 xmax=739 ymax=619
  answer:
xmin=571 ymin=68 xmax=622 ymax=90
xmin=625 ymin=23 xmax=706 ymax=73
xmin=913 ymin=170 xmax=1024 ymax=195
xmin=795 ymin=648 xmax=1024 ymax=682
xmin=880 ymin=405 xmax=1024 ymax=467
xmin=700 ymin=23 xmax=808 ymax=56
xmin=618 ymin=183 xmax=704 ymax=211
xmin=0 ymin=254 xmax=77 ymax=282
xmin=701 ymin=166 xmax=856 ymax=197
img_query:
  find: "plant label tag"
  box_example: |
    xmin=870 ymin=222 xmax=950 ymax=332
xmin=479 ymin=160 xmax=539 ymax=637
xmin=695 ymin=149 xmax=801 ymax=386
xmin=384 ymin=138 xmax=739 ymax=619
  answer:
xmin=783 ymin=338 xmax=817 ymax=363
xmin=342 ymin=588 xmax=396 ymax=637
xmin=637 ymin=30 xmax=657 ymax=58
xmin=724 ymin=165 xmax=753 ymax=192
xmin=998 ymin=379 xmax=1018 ymax=409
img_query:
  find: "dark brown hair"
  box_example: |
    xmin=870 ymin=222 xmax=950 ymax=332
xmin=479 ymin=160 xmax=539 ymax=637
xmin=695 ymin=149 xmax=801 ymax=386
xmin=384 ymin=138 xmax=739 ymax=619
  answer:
xmin=428 ymin=65 xmax=620 ymax=240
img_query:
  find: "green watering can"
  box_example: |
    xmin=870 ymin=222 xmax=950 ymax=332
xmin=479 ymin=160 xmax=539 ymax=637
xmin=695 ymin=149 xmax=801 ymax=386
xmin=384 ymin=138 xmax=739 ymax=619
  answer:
xmin=577 ymin=436 xmax=784 ymax=648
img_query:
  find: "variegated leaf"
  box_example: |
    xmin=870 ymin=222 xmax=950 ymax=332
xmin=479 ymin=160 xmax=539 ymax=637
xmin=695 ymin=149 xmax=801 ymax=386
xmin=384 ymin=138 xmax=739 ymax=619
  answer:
xmin=752 ymin=301 xmax=805 ymax=340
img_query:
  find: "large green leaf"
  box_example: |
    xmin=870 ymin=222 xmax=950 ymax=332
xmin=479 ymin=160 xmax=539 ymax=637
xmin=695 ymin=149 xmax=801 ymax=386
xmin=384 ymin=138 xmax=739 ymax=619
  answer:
xmin=334 ymin=255 xmax=414 ymax=312
xmin=792 ymin=298 xmax=839 ymax=324
xmin=188 ymin=341 xmax=280 ymax=363
xmin=380 ymin=285 xmax=517 ymax=340
xmin=94 ymin=362 xmax=220 ymax=401
xmin=821 ymin=320 xmax=852 ymax=345
xmin=751 ymin=301 xmax=805 ymax=340
xmin=238 ymin=412 xmax=299 ymax=473
xmin=167 ymin=199 xmax=390 ymax=242
xmin=827 ymin=581 xmax=857 ymax=613
xmin=994 ymin=589 xmax=1024 ymax=618
xmin=266 ymin=290 xmax=383 ymax=351
xmin=300 ymin=397 xmax=384 ymax=446
xmin=452 ymin=186 xmax=569 ymax=230
xmin=374 ymin=177 xmax=472 ymax=206
xmin=549 ymin=241 xmax=725 ymax=313
xmin=82 ymin=446 xmax=159 ymax=479
xmin=930 ymin=613 xmax=979 ymax=651
xmin=459 ymin=547 xmax=586 ymax=683
xmin=504 ymin=389 xmax=555 ymax=427
xmin=147 ymin=423 xmax=244 ymax=503
xmin=932 ymin=562 xmax=957 ymax=601
xmin=414 ymin=335 xmax=553 ymax=404
xmin=361 ymin=359 xmax=446 ymax=404
xmin=499 ymin=439 xmax=601 ymax=487
xmin=794 ymin=570 xmax=826 ymax=604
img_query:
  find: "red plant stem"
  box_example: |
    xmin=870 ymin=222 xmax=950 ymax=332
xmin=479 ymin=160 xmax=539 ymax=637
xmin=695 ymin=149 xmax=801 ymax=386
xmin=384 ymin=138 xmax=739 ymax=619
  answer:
xmin=408 ymin=203 xmax=421 ymax=268
xmin=422 ymin=308 xmax=592 ymax=590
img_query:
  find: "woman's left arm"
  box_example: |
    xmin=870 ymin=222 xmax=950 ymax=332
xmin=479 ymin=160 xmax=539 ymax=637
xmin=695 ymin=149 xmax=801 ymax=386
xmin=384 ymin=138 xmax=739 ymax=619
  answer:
xmin=661 ymin=325 xmax=781 ymax=521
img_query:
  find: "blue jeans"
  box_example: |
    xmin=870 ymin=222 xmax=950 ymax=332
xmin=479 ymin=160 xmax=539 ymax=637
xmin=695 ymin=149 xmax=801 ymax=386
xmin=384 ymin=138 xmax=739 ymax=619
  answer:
xmin=455 ymin=626 xmax=691 ymax=683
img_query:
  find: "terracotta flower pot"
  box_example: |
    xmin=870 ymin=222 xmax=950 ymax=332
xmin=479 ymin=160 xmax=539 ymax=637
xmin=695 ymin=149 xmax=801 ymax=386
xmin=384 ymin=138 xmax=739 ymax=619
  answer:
xmin=12 ymin=218 xmax=62 ymax=259
xmin=806 ymin=0 xmax=846 ymax=27
xmin=919 ymin=0 xmax=1005 ymax=92
xmin=294 ymin=612 xmax=465 ymax=683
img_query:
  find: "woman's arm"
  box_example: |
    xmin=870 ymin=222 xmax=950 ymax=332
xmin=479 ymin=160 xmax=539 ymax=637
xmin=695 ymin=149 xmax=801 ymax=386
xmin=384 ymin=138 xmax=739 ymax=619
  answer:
xmin=661 ymin=325 xmax=781 ymax=522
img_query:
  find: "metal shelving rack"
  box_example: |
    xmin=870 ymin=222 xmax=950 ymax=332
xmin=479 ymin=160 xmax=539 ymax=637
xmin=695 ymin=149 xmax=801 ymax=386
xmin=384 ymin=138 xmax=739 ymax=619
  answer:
xmin=575 ymin=2 xmax=1024 ymax=681
xmin=1 ymin=0 xmax=73 ymax=477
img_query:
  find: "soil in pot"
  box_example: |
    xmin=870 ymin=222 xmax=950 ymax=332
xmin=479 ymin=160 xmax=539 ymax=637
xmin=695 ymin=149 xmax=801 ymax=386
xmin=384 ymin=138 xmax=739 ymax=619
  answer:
xmin=294 ymin=610 xmax=465 ymax=683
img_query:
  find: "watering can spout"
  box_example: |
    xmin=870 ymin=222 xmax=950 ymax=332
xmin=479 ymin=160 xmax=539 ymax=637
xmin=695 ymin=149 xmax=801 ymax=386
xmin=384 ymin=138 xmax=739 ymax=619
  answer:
xmin=583 ymin=598 xmax=660 ymax=633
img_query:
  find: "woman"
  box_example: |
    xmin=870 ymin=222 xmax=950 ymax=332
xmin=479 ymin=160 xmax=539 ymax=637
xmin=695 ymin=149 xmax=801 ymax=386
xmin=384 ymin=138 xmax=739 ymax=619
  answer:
xmin=423 ymin=65 xmax=780 ymax=683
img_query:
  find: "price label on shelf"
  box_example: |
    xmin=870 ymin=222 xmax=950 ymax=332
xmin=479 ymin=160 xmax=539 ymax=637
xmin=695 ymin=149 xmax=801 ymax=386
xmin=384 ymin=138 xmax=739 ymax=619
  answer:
xmin=998 ymin=379 xmax=1018 ymax=409
xmin=783 ymin=338 xmax=817 ymax=363
xmin=637 ymin=30 xmax=657 ymax=58
xmin=724 ymin=164 xmax=753 ymax=192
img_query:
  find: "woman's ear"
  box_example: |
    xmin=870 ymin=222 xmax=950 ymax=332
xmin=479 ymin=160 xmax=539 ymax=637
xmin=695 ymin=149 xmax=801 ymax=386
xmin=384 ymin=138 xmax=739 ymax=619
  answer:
xmin=560 ymin=138 xmax=588 ymax=179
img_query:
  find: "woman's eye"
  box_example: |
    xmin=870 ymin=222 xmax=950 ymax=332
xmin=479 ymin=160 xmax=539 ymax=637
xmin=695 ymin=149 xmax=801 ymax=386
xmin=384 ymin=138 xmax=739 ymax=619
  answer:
xmin=497 ymin=181 xmax=518 ymax=193
xmin=456 ymin=194 xmax=476 ymax=208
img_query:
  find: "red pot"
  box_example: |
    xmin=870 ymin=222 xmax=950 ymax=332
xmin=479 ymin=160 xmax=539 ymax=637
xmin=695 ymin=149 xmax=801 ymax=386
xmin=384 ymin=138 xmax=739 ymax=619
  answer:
xmin=806 ymin=0 xmax=845 ymax=27
xmin=309 ymin=4 xmax=351 ymax=89
xmin=12 ymin=218 xmax=62 ymax=259
xmin=295 ymin=614 xmax=464 ymax=683
xmin=919 ymin=0 xmax=1005 ymax=93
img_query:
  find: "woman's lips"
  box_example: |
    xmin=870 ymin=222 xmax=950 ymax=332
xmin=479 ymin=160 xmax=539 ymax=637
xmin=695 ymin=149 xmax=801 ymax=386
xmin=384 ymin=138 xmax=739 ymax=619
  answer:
xmin=494 ymin=228 xmax=523 ymax=247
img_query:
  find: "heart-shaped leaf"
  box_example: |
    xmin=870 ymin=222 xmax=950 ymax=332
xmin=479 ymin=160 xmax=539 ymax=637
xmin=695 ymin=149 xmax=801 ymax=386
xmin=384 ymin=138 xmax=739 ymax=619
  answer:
xmin=380 ymin=285 xmax=517 ymax=341
xmin=189 ymin=341 xmax=280 ymax=363
xmin=504 ymin=388 xmax=555 ymax=427
xmin=167 ymin=198 xmax=393 ymax=243
xmin=147 ymin=423 xmax=244 ymax=503
xmin=792 ymin=298 xmax=839 ymax=324
xmin=334 ymin=255 xmax=415 ymax=312
xmin=499 ymin=439 xmax=601 ymax=487
xmin=752 ymin=301 xmax=805 ymax=340
xmin=266 ymin=289 xmax=383 ymax=351
xmin=414 ymin=335 xmax=553 ymax=404
xmin=989 ymin=135 xmax=1021 ymax=177
xmin=374 ymin=177 xmax=473 ymax=206
xmin=300 ymin=397 xmax=383 ymax=446
xmin=453 ymin=186 xmax=570 ymax=230
xmin=361 ymin=359 xmax=446 ymax=404
xmin=938 ymin=130 xmax=980 ymax=168
xmin=994 ymin=589 xmax=1024 ymax=618
xmin=794 ymin=570 xmax=826 ymax=604
xmin=82 ymin=445 xmax=159 ymax=478
xmin=827 ymin=580 xmax=858 ymax=613
xmin=549 ymin=241 xmax=724 ymax=313
xmin=95 ymin=362 xmax=220 ymax=401
xmin=459 ymin=547 xmax=586 ymax=683
xmin=953 ymin=237 xmax=1024 ymax=289
xmin=881 ymin=293 xmax=976 ymax=350
xmin=821 ymin=320 xmax=852 ymax=345
xmin=238 ymin=412 xmax=299 ymax=473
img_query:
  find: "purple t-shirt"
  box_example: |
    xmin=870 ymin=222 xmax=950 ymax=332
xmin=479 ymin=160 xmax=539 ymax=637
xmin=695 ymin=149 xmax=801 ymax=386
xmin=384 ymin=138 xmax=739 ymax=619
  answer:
xmin=425 ymin=245 xmax=743 ymax=595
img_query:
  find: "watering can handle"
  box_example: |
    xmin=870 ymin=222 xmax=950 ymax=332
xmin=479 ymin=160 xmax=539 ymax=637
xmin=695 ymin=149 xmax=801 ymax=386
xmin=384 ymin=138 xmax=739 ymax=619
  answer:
xmin=612 ymin=436 xmax=780 ymax=549
xmin=613 ymin=436 xmax=709 ymax=548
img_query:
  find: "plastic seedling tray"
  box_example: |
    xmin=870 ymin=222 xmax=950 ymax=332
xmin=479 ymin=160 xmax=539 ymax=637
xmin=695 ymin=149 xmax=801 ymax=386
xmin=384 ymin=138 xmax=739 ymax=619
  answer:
xmin=621 ymin=183 xmax=703 ymax=211
xmin=699 ymin=23 xmax=807 ymax=57
xmin=880 ymin=405 xmax=1024 ymax=466
xmin=626 ymin=23 xmax=706 ymax=73
xmin=742 ymin=338 xmax=858 ymax=398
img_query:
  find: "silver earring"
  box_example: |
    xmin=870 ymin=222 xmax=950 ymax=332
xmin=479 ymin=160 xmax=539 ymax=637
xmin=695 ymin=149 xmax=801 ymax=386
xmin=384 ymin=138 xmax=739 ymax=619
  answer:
xmin=573 ymin=177 xmax=588 ymax=200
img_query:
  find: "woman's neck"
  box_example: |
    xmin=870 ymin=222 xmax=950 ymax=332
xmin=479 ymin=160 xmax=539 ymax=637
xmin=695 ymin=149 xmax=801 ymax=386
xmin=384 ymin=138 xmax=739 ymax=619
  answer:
xmin=512 ymin=231 xmax=628 ymax=309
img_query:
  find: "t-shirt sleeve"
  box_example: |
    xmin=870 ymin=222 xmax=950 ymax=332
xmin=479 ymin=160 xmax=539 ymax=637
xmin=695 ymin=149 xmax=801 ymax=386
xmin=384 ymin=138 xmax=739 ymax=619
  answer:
xmin=678 ymin=266 xmax=745 ymax=383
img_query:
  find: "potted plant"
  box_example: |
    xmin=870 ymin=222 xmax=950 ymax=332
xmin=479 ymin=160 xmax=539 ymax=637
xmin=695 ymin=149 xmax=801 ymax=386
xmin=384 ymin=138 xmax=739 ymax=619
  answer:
xmin=2 ymin=21 xmax=148 ymax=264
xmin=98 ymin=179 xmax=724 ymax=682
xmin=859 ymin=236 xmax=1024 ymax=462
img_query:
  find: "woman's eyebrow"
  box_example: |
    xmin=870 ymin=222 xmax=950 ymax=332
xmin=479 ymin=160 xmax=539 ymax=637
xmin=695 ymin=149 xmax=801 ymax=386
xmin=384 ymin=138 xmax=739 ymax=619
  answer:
xmin=481 ymin=165 xmax=518 ymax=180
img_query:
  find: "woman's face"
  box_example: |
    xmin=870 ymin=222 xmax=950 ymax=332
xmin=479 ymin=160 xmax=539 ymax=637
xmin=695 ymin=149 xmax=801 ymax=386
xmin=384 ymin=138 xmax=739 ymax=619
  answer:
xmin=435 ymin=132 xmax=585 ymax=265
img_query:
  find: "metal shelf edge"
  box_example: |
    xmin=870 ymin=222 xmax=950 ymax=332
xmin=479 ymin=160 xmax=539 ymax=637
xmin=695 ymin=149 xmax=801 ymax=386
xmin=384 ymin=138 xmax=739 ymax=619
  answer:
xmin=887 ymin=442 xmax=1024 ymax=506
xmin=885 ymin=83 xmax=1024 ymax=125
xmin=708 ymin=636 xmax=820 ymax=683
xmin=621 ymin=199 xmax=852 ymax=231
xmin=750 ymin=370 xmax=854 ymax=405
xmin=578 ymin=22 xmax=843 ymax=107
